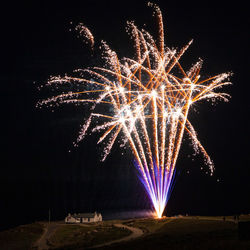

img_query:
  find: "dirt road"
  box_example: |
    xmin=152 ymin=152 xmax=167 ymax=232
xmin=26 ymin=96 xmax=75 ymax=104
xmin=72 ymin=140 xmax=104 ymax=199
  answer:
xmin=90 ymin=223 xmax=144 ymax=248
xmin=33 ymin=222 xmax=61 ymax=250
xmin=34 ymin=221 xmax=144 ymax=249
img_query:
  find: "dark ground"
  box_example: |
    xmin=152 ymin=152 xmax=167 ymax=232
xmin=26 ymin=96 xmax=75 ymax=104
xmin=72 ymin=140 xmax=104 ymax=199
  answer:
xmin=0 ymin=216 xmax=250 ymax=250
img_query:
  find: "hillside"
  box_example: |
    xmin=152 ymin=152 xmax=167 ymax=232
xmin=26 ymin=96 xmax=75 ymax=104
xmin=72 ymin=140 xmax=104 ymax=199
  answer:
xmin=0 ymin=215 xmax=249 ymax=249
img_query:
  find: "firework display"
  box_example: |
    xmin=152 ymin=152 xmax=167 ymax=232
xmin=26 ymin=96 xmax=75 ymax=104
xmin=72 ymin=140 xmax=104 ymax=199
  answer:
xmin=38 ymin=3 xmax=231 ymax=218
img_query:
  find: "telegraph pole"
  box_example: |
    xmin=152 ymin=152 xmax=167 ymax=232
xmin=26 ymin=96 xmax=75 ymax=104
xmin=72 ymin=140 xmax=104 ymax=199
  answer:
xmin=49 ymin=208 xmax=51 ymax=224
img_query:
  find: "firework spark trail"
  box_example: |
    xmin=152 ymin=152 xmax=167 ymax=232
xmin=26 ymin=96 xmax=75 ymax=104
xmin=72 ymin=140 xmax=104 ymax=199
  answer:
xmin=75 ymin=23 xmax=94 ymax=49
xmin=38 ymin=4 xmax=231 ymax=218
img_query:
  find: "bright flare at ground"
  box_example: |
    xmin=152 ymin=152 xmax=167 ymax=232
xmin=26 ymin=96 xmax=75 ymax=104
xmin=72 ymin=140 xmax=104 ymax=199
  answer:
xmin=38 ymin=3 xmax=231 ymax=218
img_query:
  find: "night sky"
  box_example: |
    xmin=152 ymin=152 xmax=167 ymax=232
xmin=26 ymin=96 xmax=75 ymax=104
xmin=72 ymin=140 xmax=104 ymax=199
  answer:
xmin=1 ymin=0 xmax=249 ymax=230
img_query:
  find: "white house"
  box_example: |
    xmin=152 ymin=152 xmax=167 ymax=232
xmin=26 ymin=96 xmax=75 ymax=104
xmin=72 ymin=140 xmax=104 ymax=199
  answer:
xmin=65 ymin=212 xmax=102 ymax=223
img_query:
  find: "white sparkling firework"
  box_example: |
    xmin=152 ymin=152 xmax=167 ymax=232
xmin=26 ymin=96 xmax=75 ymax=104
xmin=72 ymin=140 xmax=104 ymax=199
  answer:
xmin=37 ymin=3 xmax=231 ymax=218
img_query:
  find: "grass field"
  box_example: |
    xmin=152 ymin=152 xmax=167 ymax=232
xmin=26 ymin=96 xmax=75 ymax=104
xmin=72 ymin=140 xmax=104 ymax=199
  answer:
xmin=100 ymin=216 xmax=250 ymax=250
xmin=123 ymin=217 xmax=171 ymax=233
xmin=0 ymin=222 xmax=44 ymax=250
xmin=0 ymin=215 xmax=249 ymax=249
xmin=49 ymin=223 xmax=131 ymax=249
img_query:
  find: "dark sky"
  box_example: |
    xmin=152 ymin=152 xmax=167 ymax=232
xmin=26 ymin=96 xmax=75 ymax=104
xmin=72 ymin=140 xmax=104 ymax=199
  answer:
xmin=1 ymin=0 xmax=249 ymax=230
